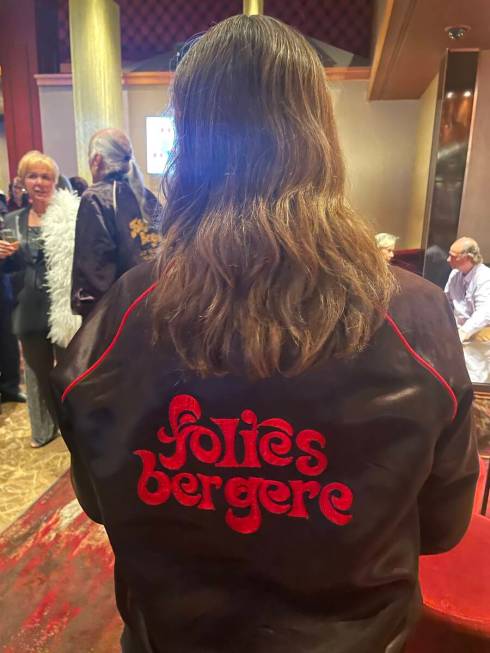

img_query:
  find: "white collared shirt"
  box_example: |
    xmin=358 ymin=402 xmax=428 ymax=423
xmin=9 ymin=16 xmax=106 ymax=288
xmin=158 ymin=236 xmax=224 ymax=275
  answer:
xmin=445 ymin=263 xmax=490 ymax=337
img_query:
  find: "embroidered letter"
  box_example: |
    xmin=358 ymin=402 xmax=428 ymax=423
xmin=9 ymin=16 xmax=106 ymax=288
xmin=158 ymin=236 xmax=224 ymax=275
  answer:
xmin=212 ymin=418 xmax=241 ymax=467
xmin=157 ymin=394 xmax=199 ymax=470
xmin=158 ymin=394 xmax=221 ymax=469
xmin=224 ymin=476 xmax=262 ymax=534
xmin=288 ymin=480 xmax=321 ymax=518
xmin=259 ymin=479 xmax=291 ymax=515
xmin=172 ymin=473 xmax=202 ymax=507
xmin=189 ymin=427 xmax=222 ymax=465
xmin=258 ymin=418 xmax=294 ymax=467
xmin=296 ymin=429 xmax=328 ymax=476
xmin=319 ymin=482 xmax=353 ymax=526
xmin=134 ymin=450 xmax=171 ymax=506
xmin=237 ymin=410 xmax=262 ymax=468
xmin=197 ymin=474 xmax=223 ymax=510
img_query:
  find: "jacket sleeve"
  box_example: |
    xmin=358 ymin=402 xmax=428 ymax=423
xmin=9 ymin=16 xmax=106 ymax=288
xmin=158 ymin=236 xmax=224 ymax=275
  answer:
xmin=418 ymin=297 xmax=479 ymax=554
xmin=53 ymin=291 xmax=119 ymax=524
xmin=71 ymin=194 xmax=117 ymax=319
xmin=1 ymin=212 xmax=26 ymax=274
xmin=56 ymin=406 xmax=103 ymax=524
xmin=52 ymin=271 xmax=150 ymax=524
xmin=0 ymin=248 xmax=25 ymax=273
xmin=460 ymin=276 xmax=490 ymax=337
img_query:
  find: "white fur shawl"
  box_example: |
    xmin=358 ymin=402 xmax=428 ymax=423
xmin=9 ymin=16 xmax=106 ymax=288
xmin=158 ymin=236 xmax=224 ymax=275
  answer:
xmin=42 ymin=188 xmax=82 ymax=347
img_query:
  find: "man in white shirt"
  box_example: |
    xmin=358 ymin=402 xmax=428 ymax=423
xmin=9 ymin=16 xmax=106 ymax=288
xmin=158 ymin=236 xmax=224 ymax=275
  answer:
xmin=445 ymin=237 xmax=490 ymax=383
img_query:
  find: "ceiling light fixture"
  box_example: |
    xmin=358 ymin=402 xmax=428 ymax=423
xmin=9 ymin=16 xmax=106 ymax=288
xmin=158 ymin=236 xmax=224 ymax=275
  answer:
xmin=445 ymin=25 xmax=471 ymax=40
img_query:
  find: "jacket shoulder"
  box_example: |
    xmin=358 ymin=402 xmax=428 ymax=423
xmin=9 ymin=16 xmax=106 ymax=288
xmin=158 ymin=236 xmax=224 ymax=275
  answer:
xmin=387 ymin=266 xmax=470 ymax=406
xmin=479 ymin=263 xmax=490 ymax=280
xmin=388 ymin=266 xmax=455 ymax=342
xmin=80 ymin=181 xmax=113 ymax=205
xmin=4 ymin=207 xmax=26 ymax=226
xmin=390 ymin=266 xmax=446 ymax=308
xmin=53 ymin=261 xmax=158 ymax=398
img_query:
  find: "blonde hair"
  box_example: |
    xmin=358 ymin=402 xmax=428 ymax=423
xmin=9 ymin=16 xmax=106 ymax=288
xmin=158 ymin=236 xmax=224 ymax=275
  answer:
xmin=18 ymin=150 xmax=59 ymax=184
xmin=375 ymin=233 xmax=398 ymax=250
xmin=154 ymin=15 xmax=394 ymax=379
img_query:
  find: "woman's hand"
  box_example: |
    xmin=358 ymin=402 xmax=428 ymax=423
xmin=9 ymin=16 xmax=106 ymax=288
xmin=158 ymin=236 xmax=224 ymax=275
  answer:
xmin=0 ymin=240 xmax=20 ymax=260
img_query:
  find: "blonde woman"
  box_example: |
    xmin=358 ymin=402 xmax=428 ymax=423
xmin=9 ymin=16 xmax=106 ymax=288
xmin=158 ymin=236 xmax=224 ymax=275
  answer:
xmin=375 ymin=232 xmax=398 ymax=262
xmin=54 ymin=16 xmax=476 ymax=653
xmin=1 ymin=151 xmax=79 ymax=447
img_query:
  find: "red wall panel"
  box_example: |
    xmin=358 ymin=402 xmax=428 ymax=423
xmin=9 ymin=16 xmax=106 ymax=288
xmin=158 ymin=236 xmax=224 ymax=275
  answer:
xmin=0 ymin=0 xmax=43 ymax=179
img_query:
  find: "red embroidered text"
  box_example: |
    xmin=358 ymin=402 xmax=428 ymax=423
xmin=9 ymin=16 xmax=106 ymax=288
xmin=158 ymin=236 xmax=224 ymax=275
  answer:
xmin=134 ymin=394 xmax=353 ymax=534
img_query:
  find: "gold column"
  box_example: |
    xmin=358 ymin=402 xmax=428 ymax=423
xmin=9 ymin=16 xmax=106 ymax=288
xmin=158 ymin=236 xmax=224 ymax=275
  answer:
xmin=69 ymin=0 xmax=124 ymax=181
xmin=243 ymin=0 xmax=264 ymax=15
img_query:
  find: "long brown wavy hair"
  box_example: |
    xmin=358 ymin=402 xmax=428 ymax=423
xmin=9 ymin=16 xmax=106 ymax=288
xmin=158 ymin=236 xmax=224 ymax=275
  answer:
xmin=153 ymin=14 xmax=394 ymax=379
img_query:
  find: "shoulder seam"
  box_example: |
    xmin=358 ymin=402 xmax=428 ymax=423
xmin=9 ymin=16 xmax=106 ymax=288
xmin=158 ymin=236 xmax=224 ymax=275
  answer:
xmin=61 ymin=281 xmax=158 ymax=403
xmin=385 ymin=313 xmax=458 ymax=422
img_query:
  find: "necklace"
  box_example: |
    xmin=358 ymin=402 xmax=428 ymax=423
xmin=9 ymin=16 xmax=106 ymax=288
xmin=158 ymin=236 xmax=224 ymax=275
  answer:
xmin=29 ymin=207 xmax=45 ymax=226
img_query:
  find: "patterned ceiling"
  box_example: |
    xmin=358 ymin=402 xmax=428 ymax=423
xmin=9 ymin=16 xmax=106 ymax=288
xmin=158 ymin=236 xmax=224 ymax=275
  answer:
xmin=58 ymin=0 xmax=373 ymax=63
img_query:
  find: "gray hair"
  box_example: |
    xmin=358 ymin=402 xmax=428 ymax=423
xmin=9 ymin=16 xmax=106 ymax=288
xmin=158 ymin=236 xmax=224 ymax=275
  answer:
xmin=89 ymin=128 xmax=150 ymax=222
xmin=460 ymin=238 xmax=483 ymax=264
xmin=375 ymin=233 xmax=398 ymax=250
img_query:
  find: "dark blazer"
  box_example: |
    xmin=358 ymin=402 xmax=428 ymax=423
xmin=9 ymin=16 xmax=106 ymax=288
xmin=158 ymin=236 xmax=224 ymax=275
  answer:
xmin=52 ymin=263 xmax=478 ymax=653
xmin=2 ymin=208 xmax=50 ymax=337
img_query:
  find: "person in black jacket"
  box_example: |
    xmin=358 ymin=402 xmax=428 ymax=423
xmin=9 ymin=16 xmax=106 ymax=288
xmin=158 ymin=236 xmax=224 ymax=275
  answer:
xmin=0 ymin=191 xmax=8 ymax=216
xmin=53 ymin=15 xmax=478 ymax=653
xmin=0 ymin=215 xmax=25 ymax=405
xmin=71 ymin=128 xmax=161 ymax=319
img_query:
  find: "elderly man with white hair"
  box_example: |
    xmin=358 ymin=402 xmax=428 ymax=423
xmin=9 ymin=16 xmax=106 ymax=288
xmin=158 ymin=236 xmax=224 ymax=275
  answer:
xmin=445 ymin=236 xmax=490 ymax=383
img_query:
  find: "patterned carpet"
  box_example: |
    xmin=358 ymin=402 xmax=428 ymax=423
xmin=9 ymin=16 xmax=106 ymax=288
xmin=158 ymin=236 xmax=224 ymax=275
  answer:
xmin=0 ymin=401 xmax=121 ymax=652
xmin=0 ymin=402 xmax=70 ymax=533
xmin=0 ymin=471 xmax=121 ymax=653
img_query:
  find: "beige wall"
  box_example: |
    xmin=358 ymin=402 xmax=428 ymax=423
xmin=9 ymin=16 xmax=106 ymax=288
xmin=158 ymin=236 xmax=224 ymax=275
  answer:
xmin=405 ymin=74 xmax=438 ymax=248
xmin=459 ymin=50 xmax=490 ymax=261
xmin=38 ymin=82 xmax=170 ymax=191
xmin=329 ymin=80 xmax=420 ymax=245
xmin=38 ymin=78 xmax=421 ymax=242
xmin=125 ymin=83 xmax=170 ymax=194
xmin=39 ymin=86 xmax=78 ymax=179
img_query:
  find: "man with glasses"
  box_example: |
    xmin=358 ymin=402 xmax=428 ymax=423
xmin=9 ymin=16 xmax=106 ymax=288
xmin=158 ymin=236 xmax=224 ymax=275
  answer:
xmin=445 ymin=237 xmax=490 ymax=383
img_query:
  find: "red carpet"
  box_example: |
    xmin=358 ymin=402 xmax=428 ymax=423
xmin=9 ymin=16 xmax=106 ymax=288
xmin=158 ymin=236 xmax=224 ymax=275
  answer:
xmin=0 ymin=472 xmax=122 ymax=652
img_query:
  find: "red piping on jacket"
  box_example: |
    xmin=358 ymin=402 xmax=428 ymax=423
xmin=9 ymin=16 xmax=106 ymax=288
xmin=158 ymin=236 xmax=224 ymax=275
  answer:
xmin=61 ymin=281 xmax=158 ymax=403
xmin=61 ymin=291 xmax=458 ymax=423
xmin=385 ymin=313 xmax=458 ymax=422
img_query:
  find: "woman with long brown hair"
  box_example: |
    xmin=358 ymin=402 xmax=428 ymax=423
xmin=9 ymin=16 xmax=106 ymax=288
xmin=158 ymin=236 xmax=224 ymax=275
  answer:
xmin=54 ymin=15 xmax=477 ymax=653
